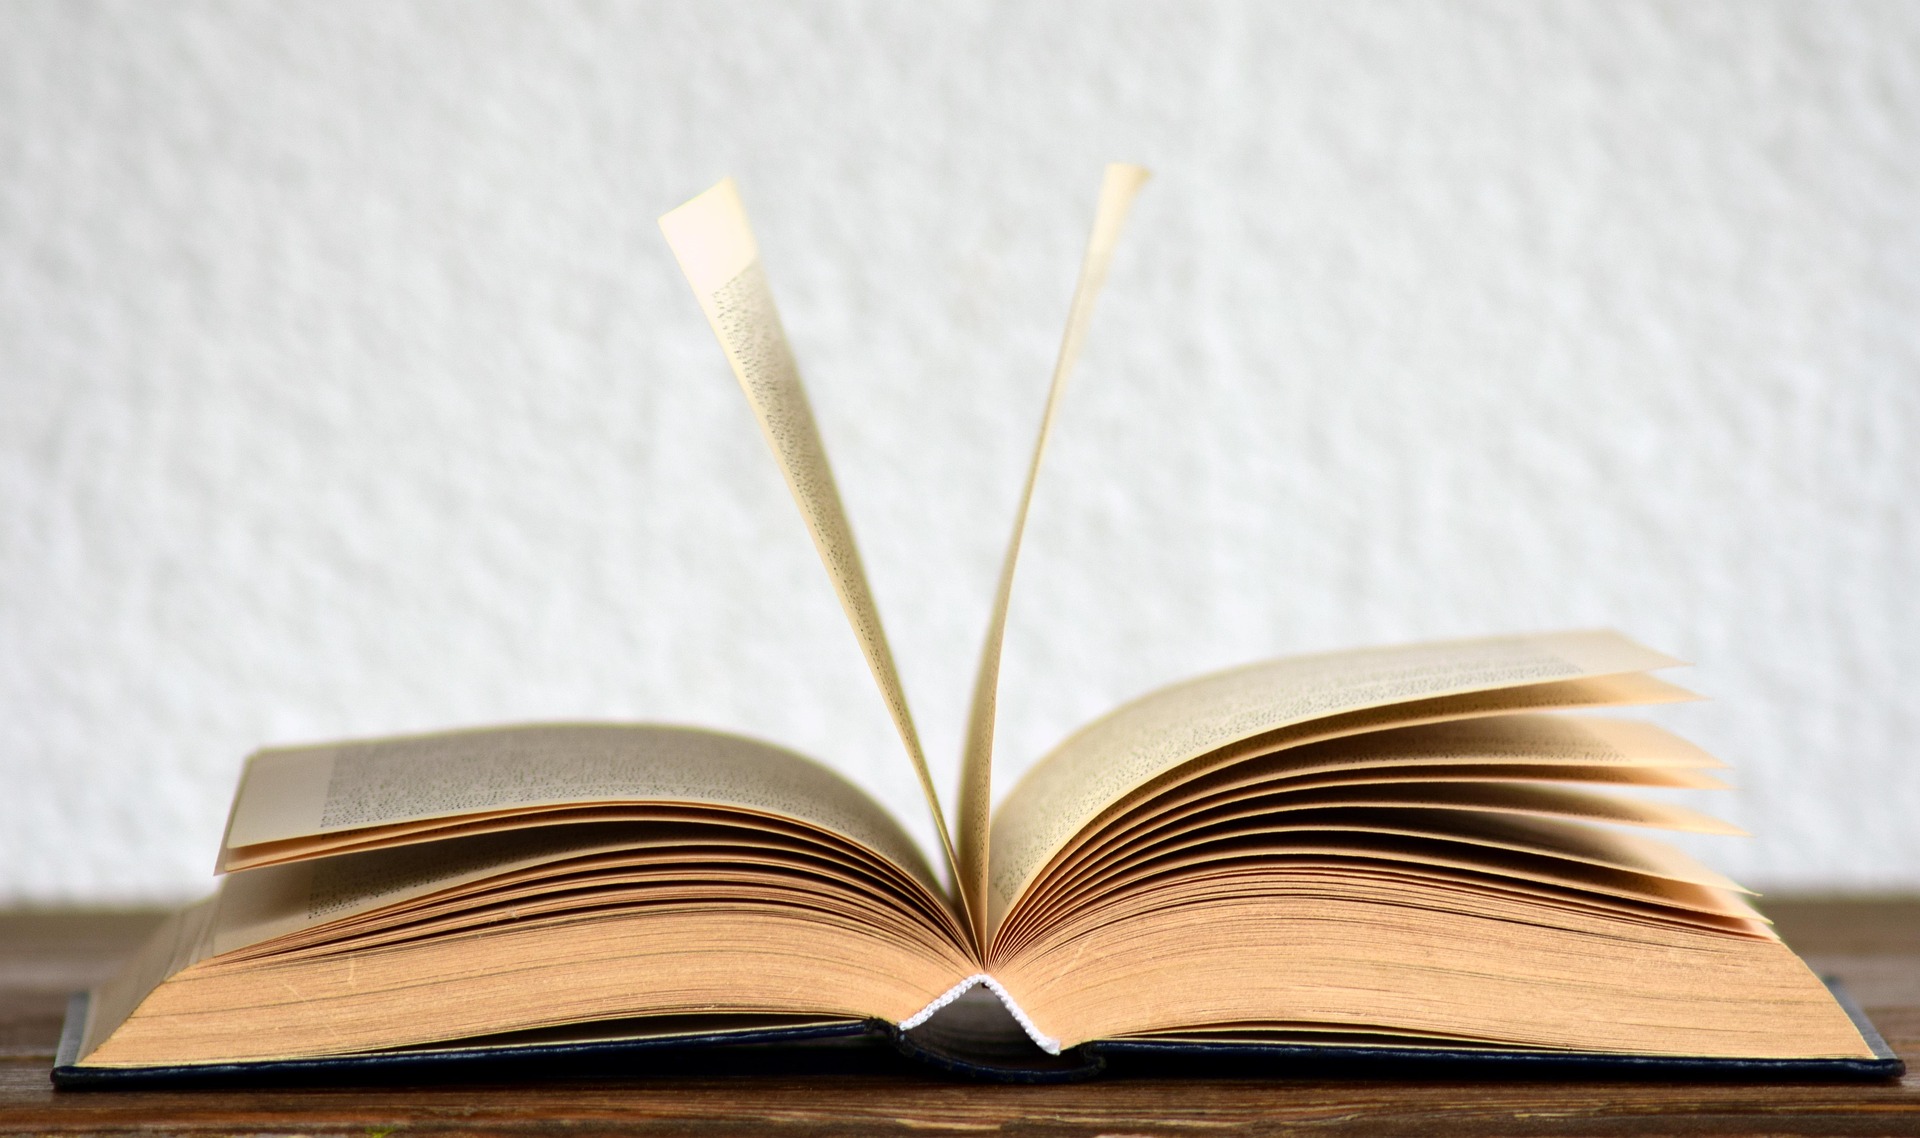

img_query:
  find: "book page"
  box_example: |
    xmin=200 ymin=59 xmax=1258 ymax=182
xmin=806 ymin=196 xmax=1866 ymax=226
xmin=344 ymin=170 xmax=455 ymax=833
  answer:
xmin=212 ymin=828 xmax=648 ymax=958
xmin=1065 ymin=671 xmax=1704 ymax=838
xmin=956 ymin=163 xmax=1151 ymax=942
xmin=994 ymin=705 xmax=1729 ymax=944
xmin=1115 ymin=715 xmax=1730 ymax=834
xmin=998 ymin=820 xmax=1760 ymax=963
xmin=1058 ymin=714 xmax=1731 ymax=863
xmin=659 ymin=180 xmax=963 ymax=920
xmin=991 ymin=866 xmax=1871 ymax=1059
xmin=208 ymin=818 xmax=952 ymax=961
xmin=993 ymin=673 xmax=1702 ymax=942
xmin=988 ymin=629 xmax=1680 ymax=925
xmin=218 ymin=723 xmax=937 ymax=891
xmin=81 ymin=898 xmax=220 ymax=1060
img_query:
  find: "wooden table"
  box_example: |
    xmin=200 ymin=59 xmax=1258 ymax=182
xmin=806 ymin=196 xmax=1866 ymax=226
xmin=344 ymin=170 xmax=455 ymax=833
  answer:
xmin=4 ymin=899 xmax=1919 ymax=1135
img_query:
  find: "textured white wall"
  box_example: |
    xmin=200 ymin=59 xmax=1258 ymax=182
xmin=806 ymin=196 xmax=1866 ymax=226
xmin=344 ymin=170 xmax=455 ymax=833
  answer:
xmin=3 ymin=1 xmax=1917 ymax=904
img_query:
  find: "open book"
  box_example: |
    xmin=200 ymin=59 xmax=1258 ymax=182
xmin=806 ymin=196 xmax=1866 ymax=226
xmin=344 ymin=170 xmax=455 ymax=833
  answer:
xmin=57 ymin=167 xmax=1897 ymax=1084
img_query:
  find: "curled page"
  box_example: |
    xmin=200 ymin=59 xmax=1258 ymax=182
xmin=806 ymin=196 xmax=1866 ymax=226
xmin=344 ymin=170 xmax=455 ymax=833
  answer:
xmin=955 ymin=165 xmax=1152 ymax=942
xmin=660 ymin=180 xmax=966 ymax=924
xmin=987 ymin=630 xmax=1685 ymax=928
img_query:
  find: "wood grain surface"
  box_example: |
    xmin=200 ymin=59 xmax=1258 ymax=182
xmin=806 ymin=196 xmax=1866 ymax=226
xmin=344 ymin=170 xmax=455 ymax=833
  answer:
xmin=3 ymin=899 xmax=1918 ymax=1135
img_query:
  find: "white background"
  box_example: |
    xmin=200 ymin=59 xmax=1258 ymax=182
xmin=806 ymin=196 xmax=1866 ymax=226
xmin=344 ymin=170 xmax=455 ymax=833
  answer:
xmin=4 ymin=1 xmax=1916 ymax=904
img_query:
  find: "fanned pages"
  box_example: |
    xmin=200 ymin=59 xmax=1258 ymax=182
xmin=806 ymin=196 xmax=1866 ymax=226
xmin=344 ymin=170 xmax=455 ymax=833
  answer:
xmin=987 ymin=629 xmax=1682 ymax=930
xmin=59 ymin=167 xmax=1892 ymax=1084
xmin=658 ymin=181 xmax=964 ymax=923
xmin=956 ymin=163 xmax=1151 ymax=940
xmin=213 ymin=724 xmax=942 ymax=891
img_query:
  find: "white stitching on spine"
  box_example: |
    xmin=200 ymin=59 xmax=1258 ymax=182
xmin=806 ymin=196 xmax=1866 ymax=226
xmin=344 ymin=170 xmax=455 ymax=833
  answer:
xmin=897 ymin=973 xmax=1063 ymax=1056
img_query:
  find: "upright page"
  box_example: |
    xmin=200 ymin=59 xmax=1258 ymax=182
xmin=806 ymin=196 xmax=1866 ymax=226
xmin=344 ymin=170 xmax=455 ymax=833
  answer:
xmin=955 ymin=164 xmax=1151 ymax=940
xmin=660 ymin=182 xmax=965 ymax=925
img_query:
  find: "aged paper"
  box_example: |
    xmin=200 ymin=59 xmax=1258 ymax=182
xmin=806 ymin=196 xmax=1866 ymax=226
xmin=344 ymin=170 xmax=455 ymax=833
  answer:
xmin=208 ymin=819 xmax=954 ymax=961
xmin=1031 ymin=697 xmax=1717 ymax=881
xmin=659 ymin=181 xmax=964 ymax=923
xmin=219 ymin=723 xmax=935 ymax=890
xmin=955 ymin=163 xmax=1151 ymax=941
xmin=1028 ymin=810 xmax=1752 ymax=926
xmin=988 ymin=630 xmax=1681 ymax=924
xmin=1048 ymin=714 xmax=1731 ymax=866
xmin=1264 ymin=713 xmax=1722 ymax=767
